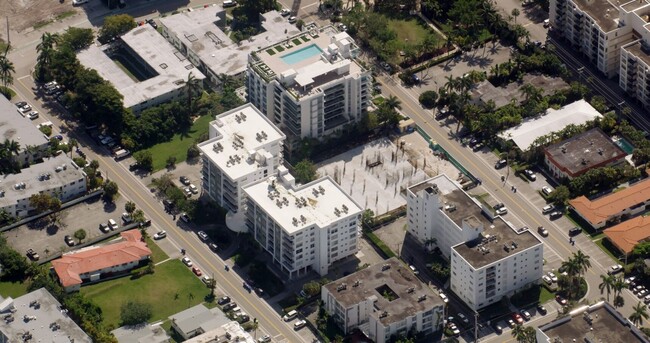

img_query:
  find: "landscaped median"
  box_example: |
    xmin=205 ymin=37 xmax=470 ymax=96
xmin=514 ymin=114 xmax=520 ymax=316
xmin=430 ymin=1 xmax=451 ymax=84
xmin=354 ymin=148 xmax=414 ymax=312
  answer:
xmin=364 ymin=231 xmax=396 ymax=259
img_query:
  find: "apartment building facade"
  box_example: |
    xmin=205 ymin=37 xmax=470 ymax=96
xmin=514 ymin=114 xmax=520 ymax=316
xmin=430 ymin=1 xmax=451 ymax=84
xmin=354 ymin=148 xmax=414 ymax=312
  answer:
xmin=247 ymin=27 xmax=371 ymax=154
xmin=243 ymin=168 xmax=362 ymax=279
xmin=198 ymin=104 xmax=286 ymax=213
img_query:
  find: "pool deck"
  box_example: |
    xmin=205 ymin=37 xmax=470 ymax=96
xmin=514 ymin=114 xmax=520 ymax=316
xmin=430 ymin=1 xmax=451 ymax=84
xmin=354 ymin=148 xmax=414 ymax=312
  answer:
xmin=280 ymin=44 xmax=323 ymax=65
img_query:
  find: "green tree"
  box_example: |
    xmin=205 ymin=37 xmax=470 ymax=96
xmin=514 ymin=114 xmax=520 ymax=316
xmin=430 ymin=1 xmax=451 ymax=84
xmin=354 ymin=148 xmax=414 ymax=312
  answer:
xmin=599 ymin=274 xmax=615 ymax=302
xmin=98 ymin=14 xmax=137 ymax=43
xmin=511 ymin=8 xmax=520 ymax=24
xmin=29 ymin=193 xmax=55 ymax=213
xmin=133 ymin=151 xmax=154 ymax=171
xmin=0 ymin=53 xmax=15 ymax=89
xmin=548 ymin=185 xmax=570 ymax=206
xmin=511 ymin=325 xmax=535 ymax=342
xmin=166 ymin=155 xmax=177 ymax=168
xmin=302 ymin=281 xmax=321 ymax=297
xmin=74 ymin=229 xmax=87 ymax=243
xmin=120 ymin=300 xmax=152 ymax=326
xmin=132 ymin=209 xmax=146 ymax=224
xmin=125 ymin=201 xmax=136 ymax=215
xmin=35 ymin=32 xmax=59 ymax=81
xmin=59 ymin=27 xmax=94 ymax=51
xmin=294 ymin=159 xmax=318 ymax=184
xmin=103 ymin=181 xmax=120 ymax=202
xmin=419 ymin=90 xmax=439 ymax=108
xmin=629 ymin=302 xmax=649 ymax=327
xmin=184 ymin=72 xmax=201 ymax=114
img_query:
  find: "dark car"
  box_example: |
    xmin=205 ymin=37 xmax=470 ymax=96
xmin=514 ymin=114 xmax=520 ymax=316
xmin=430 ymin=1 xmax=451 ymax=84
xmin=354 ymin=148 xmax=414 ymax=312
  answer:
xmin=147 ymin=19 xmax=158 ymax=29
xmin=568 ymin=227 xmax=581 ymax=236
xmin=549 ymin=211 xmax=563 ymax=219
xmin=209 ymin=243 xmax=218 ymax=251
xmin=218 ymin=296 xmax=231 ymax=305
xmin=163 ymin=199 xmax=173 ymax=211
xmin=26 ymin=249 xmax=40 ymax=261
xmin=222 ymin=302 xmax=237 ymax=311
xmin=537 ymin=305 xmax=547 ymax=315
xmin=180 ymin=176 xmax=190 ymax=185
xmin=495 ymin=159 xmax=507 ymax=169
xmin=243 ymin=282 xmax=252 ymax=292
xmin=64 ymin=235 xmax=75 ymax=246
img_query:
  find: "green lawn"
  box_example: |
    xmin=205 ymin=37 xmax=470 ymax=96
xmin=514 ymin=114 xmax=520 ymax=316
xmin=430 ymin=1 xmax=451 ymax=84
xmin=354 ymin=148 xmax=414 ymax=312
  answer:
xmin=81 ymin=260 xmax=210 ymax=327
xmin=387 ymin=18 xmax=430 ymax=49
xmin=0 ymin=280 xmax=29 ymax=298
xmin=146 ymin=237 xmax=169 ymax=263
xmin=510 ymin=285 xmax=555 ymax=308
xmin=144 ymin=115 xmax=213 ymax=171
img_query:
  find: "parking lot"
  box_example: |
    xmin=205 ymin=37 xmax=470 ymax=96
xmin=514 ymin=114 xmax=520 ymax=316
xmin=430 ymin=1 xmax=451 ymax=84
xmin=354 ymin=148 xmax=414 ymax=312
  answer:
xmin=6 ymin=194 xmax=129 ymax=260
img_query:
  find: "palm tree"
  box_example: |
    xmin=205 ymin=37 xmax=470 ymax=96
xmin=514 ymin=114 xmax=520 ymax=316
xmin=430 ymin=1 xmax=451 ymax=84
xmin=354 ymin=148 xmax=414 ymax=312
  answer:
xmin=511 ymin=325 xmax=535 ymax=343
xmin=184 ymin=72 xmax=201 ymax=115
xmin=511 ymin=8 xmax=520 ymax=25
xmin=444 ymin=75 xmax=457 ymax=94
xmin=599 ymin=274 xmax=615 ymax=301
xmin=572 ymin=251 xmax=591 ymax=276
xmin=520 ymin=83 xmax=543 ymax=104
xmin=4 ymin=139 xmax=20 ymax=157
xmin=384 ymin=95 xmax=402 ymax=112
xmin=68 ymin=138 xmax=78 ymax=158
xmin=0 ymin=54 xmax=15 ymax=89
xmin=35 ymin=33 xmax=59 ymax=81
xmin=629 ymin=302 xmax=649 ymax=327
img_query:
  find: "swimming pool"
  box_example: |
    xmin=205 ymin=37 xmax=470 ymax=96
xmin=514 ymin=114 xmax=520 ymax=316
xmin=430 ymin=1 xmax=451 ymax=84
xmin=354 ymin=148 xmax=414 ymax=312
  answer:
xmin=613 ymin=137 xmax=635 ymax=154
xmin=280 ymin=44 xmax=323 ymax=65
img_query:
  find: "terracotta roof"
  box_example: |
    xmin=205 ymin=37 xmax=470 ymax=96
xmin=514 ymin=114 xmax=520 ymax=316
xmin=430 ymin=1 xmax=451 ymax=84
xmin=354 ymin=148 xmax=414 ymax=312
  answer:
xmin=604 ymin=216 xmax=650 ymax=255
xmin=52 ymin=230 xmax=151 ymax=288
xmin=569 ymin=179 xmax=650 ymax=226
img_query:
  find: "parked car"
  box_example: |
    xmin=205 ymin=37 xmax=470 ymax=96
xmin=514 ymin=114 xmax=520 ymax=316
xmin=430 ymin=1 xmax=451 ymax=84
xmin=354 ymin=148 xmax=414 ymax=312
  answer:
xmin=218 ymin=296 xmax=231 ymax=305
xmin=192 ymin=267 xmax=202 ymax=276
xmin=223 ymin=0 xmax=237 ymax=7
xmin=280 ymin=8 xmax=290 ymax=16
xmin=209 ymin=243 xmax=218 ymax=251
xmin=544 ymin=19 xmax=550 ymax=27
xmin=542 ymin=275 xmax=552 ymax=285
xmin=163 ymin=199 xmax=173 ymax=211
xmin=520 ymin=310 xmax=532 ymax=321
xmin=19 ymin=104 xmax=32 ymax=113
xmin=547 ymin=271 xmax=558 ymax=283
xmin=283 ymin=310 xmax=298 ymax=321
xmin=99 ymin=223 xmax=110 ymax=233
xmin=379 ymin=61 xmax=392 ymax=73
xmin=493 ymin=203 xmax=505 ymax=210
xmin=258 ymin=334 xmax=272 ymax=343
xmin=457 ymin=313 xmax=469 ymax=325
xmin=549 ymin=211 xmax=563 ymax=219
xmin=180 ymin=176 xmax=190 ymax=185
xmin=147 ymin=19 xmax=158 ymax=29
xmin=153 ymin=231 xmax=167 ymax=240
xmin=542 ymin=186 xmax=553 ymax=196
xmin=507 ymin=319 xmax=516 ymax=328
xmin=26 ymin=111 xmax=39 ymax=120
xmin=184 ymin=187 xmax=193 ymax=197
xmin=512 ymin=313 xmax=524 ymax=325
xmin=180 ymin=213 xmax=190 ymax=223
xmin=189 ymin=184 xmax=198 ymax=194
xmin=494 ymin=324 xmax=503 ymax=334
xmin=568 ymin=227 xmax=581 ymax=236
xmin=15 ymin=101 xmax=27 ymax=108
xmin=197 ymin=231 xmax=208 ymax=241
xmin=496 ymin=207 xmax=508 ymax=215
xmin=537 ymin=305 xmax=547 ymax=315
xmin=72 ymin=0 xmax=89 ymax=6
xmin=542 ymin=205 xmax=555 ymax=214
xmin=26 ymin=249 xmax=40 ymax=261
xmin=439 ymin=292 xmax=448 ymax=303
xmin=556 ymin=295 xmax=568 ymax=305
xmin=524 ymin=169 xmax=537 ymax=181
xmin=108 ymin=218 xmax=119 ymax=230
xmin=293 ymin=320 xmax=307 ymax=330
xmin=494 ymin=159 xmax=507 ymax=169
xmin=64 ymin=235 xmax=75 ymax=246
xmin=538 ymin=226 xmax=549 ymax=237
xmin=182 ymin=257 xmax=193 ymax=267
xmin=288 ymin=16 xmax=297 ymax=23
xmin=121 ymin=212 xmax=133 ymax=224
xmin=608 ymin=264 xmax=623 ymax=275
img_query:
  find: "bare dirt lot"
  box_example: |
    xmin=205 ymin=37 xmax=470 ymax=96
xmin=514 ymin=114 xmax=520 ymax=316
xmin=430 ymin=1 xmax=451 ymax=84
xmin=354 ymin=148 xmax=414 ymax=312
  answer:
xmin=2 ymin=0 xmax=81 ymax=34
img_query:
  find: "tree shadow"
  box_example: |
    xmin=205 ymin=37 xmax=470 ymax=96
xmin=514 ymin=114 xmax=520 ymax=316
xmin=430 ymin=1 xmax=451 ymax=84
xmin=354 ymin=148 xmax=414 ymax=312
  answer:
xmin=103 ymin=200 xmax=117 ymax=213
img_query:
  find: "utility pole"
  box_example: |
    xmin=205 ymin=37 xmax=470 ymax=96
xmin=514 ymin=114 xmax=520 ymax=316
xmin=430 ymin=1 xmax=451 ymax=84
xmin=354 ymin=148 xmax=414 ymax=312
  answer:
xmin=474 ymin=311 xmax=479 ymax=343
xmin=5 ymin=17 xmax=9 ymax=50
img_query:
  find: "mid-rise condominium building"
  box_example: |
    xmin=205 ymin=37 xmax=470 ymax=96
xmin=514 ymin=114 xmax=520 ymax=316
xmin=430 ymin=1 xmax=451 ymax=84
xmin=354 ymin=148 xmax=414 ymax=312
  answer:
xmin=549 ymin=0 xmax=650 ymax=109
xmin=247 ymin=26 xmax=371 ymax=153
xmin=0 ymin=155 xmax=87 ymax=219
xmin=321 ymin=258 xmax=444 ymax=343
xmin=243 ymin=167 xmax=362 ymax=279
xmin=198 ymin=104 xmax=285 ymax=213
xmin=0 ymin=96 xmax=49 ymax=166
xmin=451 ymin=224 xmax=543 ymax=311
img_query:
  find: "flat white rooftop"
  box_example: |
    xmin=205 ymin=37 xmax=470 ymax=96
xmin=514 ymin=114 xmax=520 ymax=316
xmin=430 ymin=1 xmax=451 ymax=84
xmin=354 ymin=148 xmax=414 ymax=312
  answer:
xmin=77 ymin=25 xmax=205 ymax=108
xmin=498 ymin=100 xmax=602 ymax=151
xmin=159 ymin=6 xmax=300 ymax=76
xmin=198 ymin=104 xmax=285 ymax=181
xmin=0 ymin=96 xmax=49 ymax=149
xmin=0 ymin=155 xmax=85 ymax=207
xmin=244 ymin=175 xmax=362 ymax=234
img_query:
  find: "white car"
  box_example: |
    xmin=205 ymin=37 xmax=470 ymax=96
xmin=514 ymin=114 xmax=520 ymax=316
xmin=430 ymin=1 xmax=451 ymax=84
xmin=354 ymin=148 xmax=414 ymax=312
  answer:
xmin=293 ymin=320 xmax=307 ymax=330
xmin=496 ymin=207 xmax=508 ymax=215
xmin=439 ymin=292 xmax=448 ymax=303
xmin=258 ymin=334 xmax=271 ymax=343
xmin=542 ymin=275 xmax=552 ymax=285
xmin=542 ymin=186 xmax=553 ymax=196
xmin=547 ymin=272 xmax=558 ymax=283
xmin=19 ymin=104 xmax=32 ymax=113
xmin=288 ymin=16 xmax=297 ymax=24
xmin=26 ymin=111 xmax=39 ymax=120
xmin=189 ymin=184 xmax=198 ymax=194
xmin=108 ymin=219 xmax=119 ymax=230
xmin=153 ymin=230 xmax=167 ymax=240
xmin=542 ymin=205 xmax=554 ymax=214
xmin=280 ymin=8 xmax=290 ymax=16
xmin=608 ymin=264 xmax=623 ymax=275
xmin=72 ymin=0 xmax=89 ymax=5
xmin=182 ymin=257 xmax=193 ymax=267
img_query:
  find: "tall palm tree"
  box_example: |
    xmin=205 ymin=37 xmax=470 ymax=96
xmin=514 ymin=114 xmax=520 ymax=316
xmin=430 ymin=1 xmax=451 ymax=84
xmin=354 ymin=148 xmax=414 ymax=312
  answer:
xmin=511 ymin=325 xmax=535 ymax=343
xmin=572 ymin=251 xmax=591 ymax=276
xmin=384 ymin=95 xmax=401 ymax=112
xmin=629 ymin=302 xmax=649 ymax=327
xmin=0 ymin=54 xmax=15 ymax=89
xmin=35 ymin=33 xmax=59 ymax=81
xmin=68 ymin=138 xmax=78 ymax=158
xmin=184 ymin=72 xmax=200 ymax=114
xmin=511 ymin=8 xmax=520 ymax=25
xmin=444 ymin=75 xmax=457 ymax=94
xmin=599 ymin=274 xmax=615 ymax=301
xmin=4 ymin=139 xmax=20 ymax=157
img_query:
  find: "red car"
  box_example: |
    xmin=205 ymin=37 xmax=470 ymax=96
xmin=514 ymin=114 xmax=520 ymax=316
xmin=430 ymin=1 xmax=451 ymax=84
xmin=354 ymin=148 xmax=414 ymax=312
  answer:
xmin=556 ymin=295 xmax=568 ymax=306
xmin=512 ymin=313 xmax=524 ymax=325
xmin=192 ymin=267 xmax=202 ymax=276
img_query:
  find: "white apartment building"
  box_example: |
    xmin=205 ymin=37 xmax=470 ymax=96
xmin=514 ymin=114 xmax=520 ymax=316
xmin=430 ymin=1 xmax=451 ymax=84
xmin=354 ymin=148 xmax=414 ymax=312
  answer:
xmin=321 ymin=258 xmax=444 ymax=343
xmin=406 ymin=175 xmax=488 ymax=259
xmin=550 ymin=0 xmax=650 ymax=108
xmin=451 ymin=226 xmax=543 ymax=311
xmin=243 ymin=167 xmax=362 ymax=279
xmin=247 ymin=26 xmax=371 ymax=153
xmin=78 ymin=25 xmax=205 ymax=113
xmin=0 ymin=155 xmax=87 ymax=219
xmin=0 ymin=96 xmax=49 ymax=166
xmin=159 ymin=6 xmax=300 ymax=87
xmin=198 ymin=104 xmax=285 ymax=213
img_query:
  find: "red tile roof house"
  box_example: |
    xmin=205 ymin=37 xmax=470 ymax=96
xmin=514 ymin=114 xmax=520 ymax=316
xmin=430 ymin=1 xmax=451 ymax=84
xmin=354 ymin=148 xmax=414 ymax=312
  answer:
xmin=52 ymin=230 xmax=152 ymax=292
